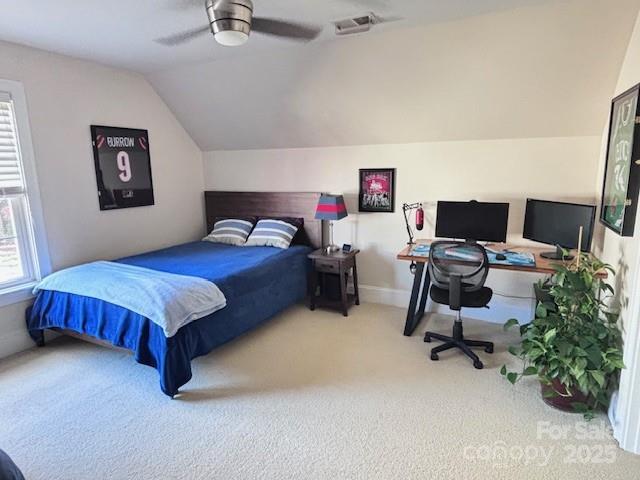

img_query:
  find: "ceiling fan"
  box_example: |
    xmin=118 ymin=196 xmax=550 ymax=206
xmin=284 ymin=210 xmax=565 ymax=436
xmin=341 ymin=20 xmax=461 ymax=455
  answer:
xmin=156 ymin=0 xmax=323 ymax=47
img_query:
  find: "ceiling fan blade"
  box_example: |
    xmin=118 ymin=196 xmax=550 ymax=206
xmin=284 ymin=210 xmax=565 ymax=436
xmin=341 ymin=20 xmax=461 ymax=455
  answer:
xmin=373 ymin=14 xmax=404 ymax=25
xmin=154 ymin=25 xmax=210 ymax=46
xmin=165 ymin=0 xmax=203 ymax=9
xmin=251 ymin=17 xmax=322 ymax=41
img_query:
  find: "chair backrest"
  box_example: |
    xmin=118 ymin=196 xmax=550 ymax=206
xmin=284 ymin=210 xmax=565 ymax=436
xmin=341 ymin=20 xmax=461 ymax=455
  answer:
xmin=428 ymin=241 xmax=489 ymax=292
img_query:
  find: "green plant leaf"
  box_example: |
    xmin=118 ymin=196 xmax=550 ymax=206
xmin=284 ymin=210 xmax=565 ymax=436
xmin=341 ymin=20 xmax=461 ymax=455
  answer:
xmin=572 ymin=402 xmax=588 ymax=413
xmin=589 ymin=370 xmax=606 ymax=388
xmin=504 ymin=318 xmax=519 ymax=331
xmin=543 ymin=328 xmax=557 ymax=344
xmin=506 ymin=372 xmax=519 ymax=384
xmin=536 ymin=304 xmax=548 ymax=318
xmin=523 ymin=366 xmax=537 ymax=376
xmin=528 ymin=348 xmax=544 ymax=360
xmin=500 ymin=365 xmax=507 ymax=376
xmin=585 ymin=345 xmax=603 ymax=368
xmin=508 ymin=345 xmax=520 ymax=356
xmin=609 ymin=358 xmax=626 ymax=370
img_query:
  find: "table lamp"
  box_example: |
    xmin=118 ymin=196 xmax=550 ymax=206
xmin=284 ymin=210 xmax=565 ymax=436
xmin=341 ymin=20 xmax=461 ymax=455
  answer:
xmin=315 ymin=194 xmax=348 ymax=253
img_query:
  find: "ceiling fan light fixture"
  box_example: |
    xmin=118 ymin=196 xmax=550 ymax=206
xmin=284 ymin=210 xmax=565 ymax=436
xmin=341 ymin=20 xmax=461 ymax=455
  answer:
xmin=207 ymin=0 xmax=253 ymax=47
xmin=157 ymin=0 xmax=321 ymax=48
xmin=214 ymin=29 xmax=249 ymax=46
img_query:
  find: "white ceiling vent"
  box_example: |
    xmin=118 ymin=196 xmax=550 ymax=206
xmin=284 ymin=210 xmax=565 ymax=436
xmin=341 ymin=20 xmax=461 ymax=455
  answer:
xmin=334 ymin=13 xmax=380 ymax=36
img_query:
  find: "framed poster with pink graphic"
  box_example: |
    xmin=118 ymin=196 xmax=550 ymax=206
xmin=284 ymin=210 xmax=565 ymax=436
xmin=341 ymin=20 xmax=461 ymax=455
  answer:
xmin=91 ymin=125 xmax=154 ymax=211
xmin=358 ymin=168 xmax=396 ymax=213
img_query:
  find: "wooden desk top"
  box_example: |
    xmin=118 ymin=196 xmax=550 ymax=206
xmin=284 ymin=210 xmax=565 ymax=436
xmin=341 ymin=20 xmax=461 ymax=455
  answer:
xmin=397 ymin=239 xmax=607 ymax=278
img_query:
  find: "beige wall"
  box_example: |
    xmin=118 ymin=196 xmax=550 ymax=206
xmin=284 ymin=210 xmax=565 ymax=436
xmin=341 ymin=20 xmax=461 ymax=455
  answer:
xmin=594 ymin=11 xmax=640 ymax=451
xmin=595 ymin=12 xmax=640 ymax=328
xmin=204 ymin=135 xmax=601 ymax=318
xmin=0 ymin=41 xmax=205 ymax=358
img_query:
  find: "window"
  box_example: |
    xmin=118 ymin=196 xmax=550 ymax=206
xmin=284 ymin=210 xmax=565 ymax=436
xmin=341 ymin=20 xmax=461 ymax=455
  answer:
xmin=0 ymin=81 xmax=49 ymax=303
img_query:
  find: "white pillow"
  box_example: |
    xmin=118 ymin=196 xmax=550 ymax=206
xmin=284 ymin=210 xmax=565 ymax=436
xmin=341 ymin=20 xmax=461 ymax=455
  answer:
xmin=203 ymin=218 xmax=255 ymax=246
xmin=244 ymin=219 xmax=299 ymax=249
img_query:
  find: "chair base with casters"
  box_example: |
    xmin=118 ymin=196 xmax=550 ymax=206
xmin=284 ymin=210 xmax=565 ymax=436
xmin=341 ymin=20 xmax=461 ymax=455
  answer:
xmin=424 ymin=311 xmax=494 ymax=369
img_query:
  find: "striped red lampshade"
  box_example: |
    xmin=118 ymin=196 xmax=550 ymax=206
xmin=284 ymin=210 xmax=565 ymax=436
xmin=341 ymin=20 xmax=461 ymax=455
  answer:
xmin=315 ymin=194 xmax=348 ymax=221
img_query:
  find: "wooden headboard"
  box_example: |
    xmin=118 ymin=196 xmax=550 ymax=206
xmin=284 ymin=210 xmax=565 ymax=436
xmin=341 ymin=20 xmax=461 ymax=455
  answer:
xmin=204 ymin=191 xmax=325 ymax=249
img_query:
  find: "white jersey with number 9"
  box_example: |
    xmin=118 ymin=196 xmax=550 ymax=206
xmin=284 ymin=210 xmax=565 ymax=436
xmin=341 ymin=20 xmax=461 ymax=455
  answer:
xmin=117 ymin=151 xmax=132 ymax=182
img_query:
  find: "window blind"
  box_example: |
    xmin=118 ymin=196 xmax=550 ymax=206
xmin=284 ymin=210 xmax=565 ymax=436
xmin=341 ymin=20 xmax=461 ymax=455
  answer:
xmin=0 ymin=94 xmax=25 ymax=196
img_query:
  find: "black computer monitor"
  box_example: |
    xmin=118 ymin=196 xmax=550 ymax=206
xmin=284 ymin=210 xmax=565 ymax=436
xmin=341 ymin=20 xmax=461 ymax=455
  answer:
xmin=523 ymin=198 xmax=596 ymax=260
xmin=435 ymin=201 xmax=509 ymax=243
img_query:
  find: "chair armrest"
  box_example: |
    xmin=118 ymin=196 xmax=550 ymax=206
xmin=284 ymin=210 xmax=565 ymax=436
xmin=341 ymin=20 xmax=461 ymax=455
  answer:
xmin=449 ymin=273 xmax=462 ymax=311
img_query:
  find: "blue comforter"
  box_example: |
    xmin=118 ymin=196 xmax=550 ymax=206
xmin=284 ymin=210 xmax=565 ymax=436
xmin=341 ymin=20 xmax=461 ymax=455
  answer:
xmin=27 ymin=242 xmax=311 ymax=396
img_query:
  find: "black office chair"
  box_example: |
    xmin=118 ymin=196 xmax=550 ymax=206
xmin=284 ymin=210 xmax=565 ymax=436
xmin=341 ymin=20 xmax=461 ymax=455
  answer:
xmin=424 ymin=241 xmax=494 ymax=369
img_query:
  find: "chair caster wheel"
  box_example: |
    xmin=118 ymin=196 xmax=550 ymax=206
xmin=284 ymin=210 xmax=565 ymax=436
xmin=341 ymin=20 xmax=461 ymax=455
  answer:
xmin=473 ymin=360 xmax=484 ymax=369
xmin=424 ymin=334 xmax=432 ymax=343
xmin=485 ymin=345 xmax=494 ymax=354
xmin=430 ymin=352 xmax=439 ymax=361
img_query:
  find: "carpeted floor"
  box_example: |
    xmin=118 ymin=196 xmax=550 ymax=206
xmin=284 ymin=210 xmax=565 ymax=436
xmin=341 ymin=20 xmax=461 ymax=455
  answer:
xmin=1 ymin=303 xmax=639 ymax=480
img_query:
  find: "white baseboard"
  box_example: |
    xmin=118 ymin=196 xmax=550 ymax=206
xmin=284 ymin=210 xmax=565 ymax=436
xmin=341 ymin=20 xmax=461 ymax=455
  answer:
xmin=0 ymin=328 xmax=35 ymax=359
xmin=359 ymin=285 xmax=410 ymax=308
xmin=359 ymin=284 xmax=535 ymax=325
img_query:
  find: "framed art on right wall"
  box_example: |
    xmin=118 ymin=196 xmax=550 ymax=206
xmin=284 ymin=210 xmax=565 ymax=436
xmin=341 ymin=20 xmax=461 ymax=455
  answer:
xmin=600 ymin=83 xmax=640 ymax=237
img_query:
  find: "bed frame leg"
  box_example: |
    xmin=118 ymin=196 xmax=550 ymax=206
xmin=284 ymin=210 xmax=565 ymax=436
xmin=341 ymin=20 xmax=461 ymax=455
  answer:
xmin=28 ymin=329 xmax=45 ymax=347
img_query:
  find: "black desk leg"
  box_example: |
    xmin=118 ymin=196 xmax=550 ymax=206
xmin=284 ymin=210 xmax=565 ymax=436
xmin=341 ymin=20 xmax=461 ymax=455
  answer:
xmin=403 ymin=263 xmax=431 ymax=336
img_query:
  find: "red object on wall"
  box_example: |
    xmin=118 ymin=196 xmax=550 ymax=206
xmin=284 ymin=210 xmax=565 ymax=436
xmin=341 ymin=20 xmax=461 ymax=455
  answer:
xmin=416 ymin=205 xmax=424 ymax=231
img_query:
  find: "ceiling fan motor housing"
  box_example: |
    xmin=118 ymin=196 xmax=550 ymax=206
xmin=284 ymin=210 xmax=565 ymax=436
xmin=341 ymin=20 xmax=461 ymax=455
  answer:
xmin=206 ymin=0 xmax=253 ymax=44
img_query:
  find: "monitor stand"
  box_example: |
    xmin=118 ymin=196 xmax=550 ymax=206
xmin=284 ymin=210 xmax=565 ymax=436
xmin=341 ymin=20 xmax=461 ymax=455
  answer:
xmin=540 ymin=245 xmax=574 ymax=261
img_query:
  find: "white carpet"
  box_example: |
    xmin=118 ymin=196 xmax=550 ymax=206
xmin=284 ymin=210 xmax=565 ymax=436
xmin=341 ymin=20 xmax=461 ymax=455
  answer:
xmin=1 ymin=303 xmax=639 ymax=480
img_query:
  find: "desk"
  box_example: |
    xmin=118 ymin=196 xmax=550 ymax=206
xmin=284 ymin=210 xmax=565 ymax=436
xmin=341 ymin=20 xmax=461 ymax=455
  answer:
xmin=397 ymin=240 xmax=607 ymax=336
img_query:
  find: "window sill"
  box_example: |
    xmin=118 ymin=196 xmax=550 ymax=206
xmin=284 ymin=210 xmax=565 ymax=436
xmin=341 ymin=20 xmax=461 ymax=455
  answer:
xmin=0 ymin=282 xmax=36 ymax=308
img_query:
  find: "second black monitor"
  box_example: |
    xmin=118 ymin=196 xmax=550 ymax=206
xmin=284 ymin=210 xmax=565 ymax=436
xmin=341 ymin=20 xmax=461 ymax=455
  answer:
xmin=436 ymin=201 xmax=509 ymax=243
xmin=523 ymin=198 xmax=595 ymax=252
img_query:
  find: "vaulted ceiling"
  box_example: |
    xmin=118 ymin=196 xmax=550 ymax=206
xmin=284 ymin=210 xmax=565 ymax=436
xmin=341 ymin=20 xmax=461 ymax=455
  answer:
xmin=1 ymin=0 xmax=639 ymax=151
xmin=0 ymin=0 xmax=553 ymax=72
xmin=148 ymin=0 xmax=640 ymax=150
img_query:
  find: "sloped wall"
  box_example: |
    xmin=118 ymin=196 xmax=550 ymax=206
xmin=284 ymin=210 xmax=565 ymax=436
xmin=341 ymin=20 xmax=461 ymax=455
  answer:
xmin=0 ymin=41 xmax=205 ymax=358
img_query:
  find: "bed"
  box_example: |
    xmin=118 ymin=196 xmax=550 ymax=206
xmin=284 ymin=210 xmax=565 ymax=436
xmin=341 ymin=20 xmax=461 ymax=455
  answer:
xmin=26 ymin=191 xmax=325 ymax=397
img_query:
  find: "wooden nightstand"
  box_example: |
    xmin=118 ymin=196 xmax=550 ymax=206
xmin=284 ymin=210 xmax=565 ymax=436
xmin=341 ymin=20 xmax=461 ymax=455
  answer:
xmin=308 ymin=248 xmax=360 ymax=316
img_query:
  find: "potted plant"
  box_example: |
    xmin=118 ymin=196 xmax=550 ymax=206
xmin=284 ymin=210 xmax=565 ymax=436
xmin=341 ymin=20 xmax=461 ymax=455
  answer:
xmin=501 ymin=253 xmax=625 ymax=419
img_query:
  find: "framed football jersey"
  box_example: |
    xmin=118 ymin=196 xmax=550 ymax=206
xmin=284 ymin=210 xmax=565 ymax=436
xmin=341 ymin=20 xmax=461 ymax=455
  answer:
xmin=91 ymin=125 xmax=155 ymax=211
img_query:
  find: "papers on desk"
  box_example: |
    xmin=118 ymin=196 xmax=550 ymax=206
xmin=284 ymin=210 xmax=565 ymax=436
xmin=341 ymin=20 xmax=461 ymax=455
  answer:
xmin=410 ymin=244 xmax=430 ymax=257
xmin=488 ymin=251 xmax=535 ymax=267
xmin=409 ymin=243 xmax=536 ymax=267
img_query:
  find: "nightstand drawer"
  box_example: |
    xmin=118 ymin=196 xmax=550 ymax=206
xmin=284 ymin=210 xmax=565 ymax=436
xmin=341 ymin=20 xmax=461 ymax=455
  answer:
xmin=315 ymin=259 xmax=340 ymax=273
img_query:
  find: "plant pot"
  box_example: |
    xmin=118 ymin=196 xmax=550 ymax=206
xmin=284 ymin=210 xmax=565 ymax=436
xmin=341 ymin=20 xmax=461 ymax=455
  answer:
xmin=540 ymin=379 xmax=590 ymax=412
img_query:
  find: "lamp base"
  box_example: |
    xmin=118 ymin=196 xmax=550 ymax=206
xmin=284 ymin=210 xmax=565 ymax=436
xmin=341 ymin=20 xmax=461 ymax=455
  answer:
xmin=326 ymin=244 xmax=340 ymax=254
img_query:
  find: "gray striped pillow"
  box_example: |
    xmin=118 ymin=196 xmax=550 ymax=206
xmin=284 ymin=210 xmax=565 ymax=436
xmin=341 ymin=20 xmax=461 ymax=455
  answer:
xmin=244 ymin=219 xmax=299 ymax=249
xmin=203 ymin=218 xmax=255 ymax=246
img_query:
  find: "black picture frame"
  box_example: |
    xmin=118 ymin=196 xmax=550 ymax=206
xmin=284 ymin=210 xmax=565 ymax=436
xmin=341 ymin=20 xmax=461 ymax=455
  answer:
xmin=600 ymin=83 xmax=640 ymax=237
xmin=358 ymin=168 xmax=396 ymax=213
xmin=91 ymin=125 xmax=155 ymax=211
